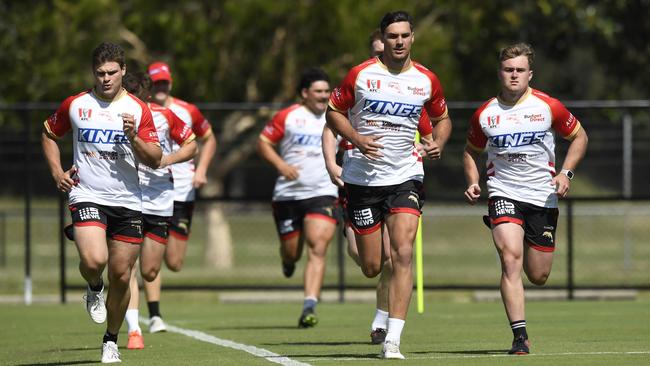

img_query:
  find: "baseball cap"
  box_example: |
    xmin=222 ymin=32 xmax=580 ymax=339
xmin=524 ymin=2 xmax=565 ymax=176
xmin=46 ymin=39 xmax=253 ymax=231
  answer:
xmin=148 ymin=62 xmax=172 ymax=82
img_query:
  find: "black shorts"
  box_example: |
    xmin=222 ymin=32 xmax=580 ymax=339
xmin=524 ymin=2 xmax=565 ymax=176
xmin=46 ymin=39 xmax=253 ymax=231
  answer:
xmin=487 ymin=196 xmax=559 ymax=252
xmin=69 ymin=202 xmax=143 ymax=244
xmin=271 ymin=196 xmax=338 ymax=240
xmin=169 ymin=201 xmax=195 ymax=240
xmin=344 ymin=180 xmax=424 ymax=235
xmin=143 ymin=214 xmax=171 ymax=244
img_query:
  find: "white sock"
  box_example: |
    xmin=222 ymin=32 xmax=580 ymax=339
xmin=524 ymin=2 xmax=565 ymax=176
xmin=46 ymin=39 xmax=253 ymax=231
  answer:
xmin=125 ymin=309 xmax=141 ymax=333
xmin=385 ymin=318 xmax=405 ymax=344
xmin=371 ymin=309 xmax=389 ymax=331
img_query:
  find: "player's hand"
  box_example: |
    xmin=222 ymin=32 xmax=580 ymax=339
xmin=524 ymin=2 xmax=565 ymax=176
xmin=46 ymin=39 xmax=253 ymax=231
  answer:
xmin=422 ymin=139 xmax=442 ymax=160
xmin=122 ymin=113 xmax=136 ymax=140
xmin=56 ymin=165 xmax=78 ymax=193
xmin=326 ymin=164 xmax=344 ymax=187
xmin=159 ymin=155 xmax=170 ymax=169
xmin=278 ymin=163 xmax=299 ymax=181
xmin=464 ymin=183 xmax=481 ymax=205
xmin=193 ymin=169 xmax=208 ymax=188
xmin=552 ymin=174 xmax=570 ymax=198
xmin=354 ymin=134 xmax=383 ymax=160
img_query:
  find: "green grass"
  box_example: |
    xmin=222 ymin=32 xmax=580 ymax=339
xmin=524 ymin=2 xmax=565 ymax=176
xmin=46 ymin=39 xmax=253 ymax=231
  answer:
xmin=1 ymin=292 xmax=649 ymax=365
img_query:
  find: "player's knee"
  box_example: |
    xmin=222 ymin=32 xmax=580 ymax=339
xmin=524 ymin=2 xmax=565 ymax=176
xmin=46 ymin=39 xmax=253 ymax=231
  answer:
xmin=108 ymin=268 xmax=131 ymax=288
xmin=141 ymin=268 xmax=160 ymax=282
xmin=527 ymin=271 xmax=549 ymax=286
xmin=391 ymin=246 xmax=413 ymax=266
xmin=361 ymin=263 xmax=381 ymax=278
xmin=166 ymin=258 xmax=183 ymax=272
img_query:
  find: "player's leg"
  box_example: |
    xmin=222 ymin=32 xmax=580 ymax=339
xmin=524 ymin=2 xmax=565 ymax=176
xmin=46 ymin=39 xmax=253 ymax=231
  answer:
xmin=125 ymin=259 xmax=144 ymax=349
xmin=522 ymin=206 xmax=558 ymax=286
xmin=70 ymin=203 xmax=109 ymax=324
xmin=272 ymin=200 xmax=305 ymax=278
xmin=298 ymin=198 xmax=337 ymax=328
xmin=141 ymin=215 xmax=170 ymax=333
xmin=165 ymin=201 xmax=193 ymax=272
xmin=371 ymin=226 xmax=391 ymax=344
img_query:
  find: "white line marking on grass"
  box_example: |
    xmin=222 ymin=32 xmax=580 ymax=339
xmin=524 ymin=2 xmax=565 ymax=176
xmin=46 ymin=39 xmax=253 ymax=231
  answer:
xmin=142 ymin=318 xmax=311 ymax=366
xmin=305 ymin=350 xmax=650 ymax=362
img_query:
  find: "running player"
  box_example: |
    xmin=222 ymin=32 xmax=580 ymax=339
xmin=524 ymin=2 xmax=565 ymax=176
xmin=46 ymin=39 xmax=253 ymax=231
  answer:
xmin=463 ymin=43 xmax=588 ymax=355
xmin=41 ymin=42 xmax=162 ymax=363
xmin=144 ymin=61 xmax=217 ymax=332
xmin=121 ymin=72 xmax=198 ymax=349
xmin=256 ymin=67 xmax=338 ymax=328
xmin=326 ymin=11 xmax=452 ymax=359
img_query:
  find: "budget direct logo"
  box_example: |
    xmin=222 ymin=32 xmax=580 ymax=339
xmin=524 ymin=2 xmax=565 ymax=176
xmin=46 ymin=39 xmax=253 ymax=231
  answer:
xmin=78 ymin=128 xmax=129 ymax=144
xmin=407 ymin=86 xmax=426 ymax=96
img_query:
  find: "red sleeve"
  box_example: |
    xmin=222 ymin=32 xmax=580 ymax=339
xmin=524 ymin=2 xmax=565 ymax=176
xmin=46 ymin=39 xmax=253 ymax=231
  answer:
xmin=417 ymin=109 xmax=432 ymax=135
xmin=261 ymin=105 xmax=296 ymax=144
xmin=44 ymin=95 xmax=77 ymax=138
xmin=414 ymin=64 xmax=448 ymax=121
xmin=548 ymin=98 xmax=581 ymax=139
xmin=136 ymin=101 xmax=159 ymax=143
xmin=162 ymin=108 xmax=196 ymax=145
xmin=328 ymin=61 xmax=370 ymax=113
xmin=466 ymin=100 xmax=491 ymax=151
xmin=187 ymin=103 xmax=212 ymax=137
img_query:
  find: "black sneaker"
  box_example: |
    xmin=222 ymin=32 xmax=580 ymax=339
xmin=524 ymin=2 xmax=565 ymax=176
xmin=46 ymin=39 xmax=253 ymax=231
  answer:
xmin=63 ymin=224 xmax=75 ymax=241
xmin=508 ymin=335 xmax=530 ymax=355
xmin=282 ymin=262 xmax=295 ymax=278
xmin=370 ymin=328 xmax=387 ymax=344
xmin=298 ymin=308 xmax=318 ymax=328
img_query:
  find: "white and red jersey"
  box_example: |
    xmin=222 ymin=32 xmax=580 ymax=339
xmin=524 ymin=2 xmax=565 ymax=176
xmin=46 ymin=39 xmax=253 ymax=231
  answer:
xmin=140 ymin=103 xmax=196 ymax=216
xmin=329 ymin=57 xmax=448 ymax=186
xmin=167 ymin=97 xmax=213 ymax=202
xmin=466 ymin=87 xmax=582 ymax=208
xmin=260 ymin=104 xmax=338 ymax=201
xmin=44 ymin=88 xmax=159 ymax=211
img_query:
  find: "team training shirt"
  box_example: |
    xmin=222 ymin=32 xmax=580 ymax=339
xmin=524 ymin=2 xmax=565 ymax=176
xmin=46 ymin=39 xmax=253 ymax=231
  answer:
xmin=44 ymin=88 xmax=159 ymax=211
xmin=466 ymin=87 xmax=582 ymax=208
xmin=167 ymin=97 xmax=213 ymax=202
xmin=329 ymin=57 xmax=448 ymax=186
xmin=260 ymin=103 xmax=338 ymax=201
xmin=140 ymin=103 xmax=196 ymax=216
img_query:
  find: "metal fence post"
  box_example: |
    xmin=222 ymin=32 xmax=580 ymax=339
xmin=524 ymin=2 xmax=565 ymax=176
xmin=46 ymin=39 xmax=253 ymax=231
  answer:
xmin=23 ymin=110 xmax=32 ymax=305
xmin=59 ymin=194 xmax=67 ymax=304
xmin=566 ymin=199 xmax=574 ymax=300
xmin=337 ymin=215 xmax=345 ymax=303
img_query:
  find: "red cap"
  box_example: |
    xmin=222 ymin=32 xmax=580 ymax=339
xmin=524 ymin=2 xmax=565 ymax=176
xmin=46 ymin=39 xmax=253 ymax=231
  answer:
xmin=148 ymin=62 xmax=172 ymax=82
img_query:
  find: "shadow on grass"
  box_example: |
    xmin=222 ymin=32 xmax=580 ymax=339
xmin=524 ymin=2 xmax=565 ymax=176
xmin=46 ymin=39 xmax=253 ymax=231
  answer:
xmin=209 ymin=325 xmax=298 ymax=331
xmin=262 ymin=341 xmax=370 ymax=346
xmin=413 ymin=349 xmax=508 ymax=355
xmin=15 ymin=361 xmax=96 ymax=366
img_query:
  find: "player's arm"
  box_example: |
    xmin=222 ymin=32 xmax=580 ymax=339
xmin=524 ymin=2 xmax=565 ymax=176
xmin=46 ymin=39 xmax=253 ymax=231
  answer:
xmin=553 ymin=127 xmax=588 ymax=198
xmin=326 ymin=107 xmax=383 ymax=159
xmin=193 ymin=132 xmax=216 ymax=188
xmin=463 ymin=145 xmax=482 ymax=205
xmin=322 ymin=125 xmax=343 ymax=187
xmin=256 ymin=136 xmax=299 ymax=181
xmin=422 ymin=116 xmax=452 ymax=160
xmin=123 ymin=112 xmax=162 ymax=169
xmin=41 ymin=130 xmax=77 ymax=193
xmin=160 ymin=139 xmax=198 ymax=168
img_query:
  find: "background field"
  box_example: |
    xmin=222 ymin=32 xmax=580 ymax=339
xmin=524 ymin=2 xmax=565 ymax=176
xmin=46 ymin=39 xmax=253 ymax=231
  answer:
xmin=2 ymin=292 xmax=649 ymax=365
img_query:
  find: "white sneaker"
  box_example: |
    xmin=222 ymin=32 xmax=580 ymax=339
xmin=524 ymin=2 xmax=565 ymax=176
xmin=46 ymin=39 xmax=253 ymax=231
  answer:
xmin=85 ymin=285 xmax=107 ymax=324
xmin=149 ymin=316 xmax=167 ymax=333
xmin=382 ymin=340 xmax=405 ymax=359
xmin=101 ymin=341 xmax=121 ymax=363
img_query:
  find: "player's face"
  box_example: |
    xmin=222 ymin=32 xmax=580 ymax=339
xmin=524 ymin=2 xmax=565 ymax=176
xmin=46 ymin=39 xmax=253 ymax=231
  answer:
xmin=151 ymin=80 xmax=172 ymax=105
xmin=302 ymin=80 xmax=331 ymax=115
xmin=498 ymin=56 xmax=533 ymax=95
xmin=370 ymin=39 xmax=384 ymax=57
xmin=382 ymin=22 xmax=413 ymax=63
xmin=93 ymin=61 xmax=125 ymax=100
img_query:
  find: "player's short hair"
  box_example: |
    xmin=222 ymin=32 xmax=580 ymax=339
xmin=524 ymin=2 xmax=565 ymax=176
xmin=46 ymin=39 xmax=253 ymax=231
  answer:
xmin=379 ymin=11 xmax=414 ymax=34
xmin=296 ymin=67 xmax=329 ymax=95
xmin=123 ymin=71 xmax=152 ymax=101
xmin=92 ymin=42 xmax=125 ymax=69
xmin=499 ymin=43 xmax=535 ymax=69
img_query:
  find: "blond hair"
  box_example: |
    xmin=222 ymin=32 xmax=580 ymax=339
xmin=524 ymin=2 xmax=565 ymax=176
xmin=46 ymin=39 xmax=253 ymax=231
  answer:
xmin=499 ymin=43 xmax=535 ymax=69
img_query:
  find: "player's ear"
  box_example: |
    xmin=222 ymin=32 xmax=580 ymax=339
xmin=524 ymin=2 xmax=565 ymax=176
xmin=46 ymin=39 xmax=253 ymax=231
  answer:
xmin=300 ymin=87 xmax=308 ymax=100
xmin=121 ymin=65 xmax=127 ymax=77
xmin=528 ymin=70 xmax=533 ymax=82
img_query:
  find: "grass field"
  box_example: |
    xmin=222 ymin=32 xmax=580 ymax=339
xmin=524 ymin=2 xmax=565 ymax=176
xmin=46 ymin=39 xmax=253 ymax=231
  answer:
xmin=2 ymin=292 xmax=649 ymax=365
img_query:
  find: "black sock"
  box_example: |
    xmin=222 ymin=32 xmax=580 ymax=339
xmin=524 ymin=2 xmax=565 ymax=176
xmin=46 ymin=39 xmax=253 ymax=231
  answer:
xmin=510 ymin=320 xmax=528 ymax=339
xmin=89 ymin=279 xmax=104 ymax=292
xmin=103 ymin=331 xmax=118 ymax=344
xmin=148 ymin=301 xmax=161 ymax=318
